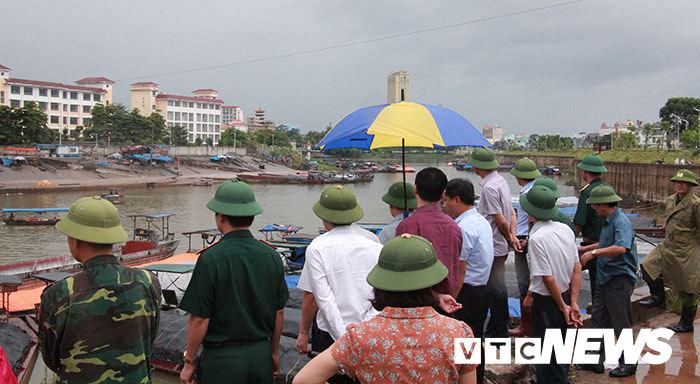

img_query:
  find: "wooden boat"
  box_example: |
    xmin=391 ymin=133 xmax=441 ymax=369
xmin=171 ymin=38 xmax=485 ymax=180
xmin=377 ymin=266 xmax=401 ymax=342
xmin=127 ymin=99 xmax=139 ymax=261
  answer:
xmin=1 ymin=208 xmax=69 ymax=226
xmin=237 ymin=172 xmax=325 ymax=184
xmin=0 ymin=213 xmax=179 ymax=282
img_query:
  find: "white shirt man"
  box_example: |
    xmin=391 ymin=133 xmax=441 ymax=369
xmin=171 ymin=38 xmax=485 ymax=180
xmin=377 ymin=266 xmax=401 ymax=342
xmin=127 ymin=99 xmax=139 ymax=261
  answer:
xmin=297 ymin=223 xmax=382 ymax=341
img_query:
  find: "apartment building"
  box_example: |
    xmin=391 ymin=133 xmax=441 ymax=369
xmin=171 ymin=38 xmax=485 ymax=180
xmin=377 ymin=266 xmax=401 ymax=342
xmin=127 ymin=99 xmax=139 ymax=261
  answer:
xmin=387 ymin=69 xmax=411 ymax=103
xmin=131 ymin=83 xmax=224 ymax=144
xmin=0 ymin=64 xmax=113 ymax=133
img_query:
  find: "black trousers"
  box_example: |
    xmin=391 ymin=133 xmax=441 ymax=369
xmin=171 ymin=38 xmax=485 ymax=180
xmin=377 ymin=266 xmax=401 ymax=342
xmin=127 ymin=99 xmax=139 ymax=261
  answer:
xmin=318 ymin=331 xmax=360 ymax=384
xmin=532 ymin=293 xmax=571 ymax=384
xmin=485 ymin=255 xmax=509 ymax=338
xmin=455 ymin=284 xmax=489 ymax=384
xmin=591 ymin=275 xmax=637 ymax=369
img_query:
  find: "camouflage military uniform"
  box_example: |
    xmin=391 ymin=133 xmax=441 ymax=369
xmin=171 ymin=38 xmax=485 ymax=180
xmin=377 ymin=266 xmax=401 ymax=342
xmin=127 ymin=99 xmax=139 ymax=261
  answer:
xmin=39 ymin=254 xmax=161 ymax=383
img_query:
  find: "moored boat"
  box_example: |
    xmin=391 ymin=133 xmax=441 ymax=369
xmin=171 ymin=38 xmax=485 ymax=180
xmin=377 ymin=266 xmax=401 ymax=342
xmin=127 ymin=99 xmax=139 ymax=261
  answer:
xmin=1 ymin=208 xmax=69 ymax=226
xmin=0 ymin=213 xmax=179 ymax=281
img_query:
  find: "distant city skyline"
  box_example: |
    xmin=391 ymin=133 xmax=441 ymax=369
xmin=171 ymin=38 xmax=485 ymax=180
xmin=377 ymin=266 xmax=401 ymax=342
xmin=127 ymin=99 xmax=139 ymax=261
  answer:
xmin=2 ymin=1 xmax=699 ymax=136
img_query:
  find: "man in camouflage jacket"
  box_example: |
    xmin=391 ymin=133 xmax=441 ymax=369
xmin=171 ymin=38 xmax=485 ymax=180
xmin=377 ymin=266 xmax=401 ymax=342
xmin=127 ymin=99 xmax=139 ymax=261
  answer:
xmin=39 ymin=196 xmax=161 ymax=383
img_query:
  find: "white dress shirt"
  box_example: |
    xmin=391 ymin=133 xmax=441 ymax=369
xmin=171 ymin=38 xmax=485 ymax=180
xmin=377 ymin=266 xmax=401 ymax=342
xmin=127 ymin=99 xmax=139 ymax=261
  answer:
xmin=527 ymin=220 xmax=578 ymax=296
xmin=297 ymin=223 xmax=382 ymax=340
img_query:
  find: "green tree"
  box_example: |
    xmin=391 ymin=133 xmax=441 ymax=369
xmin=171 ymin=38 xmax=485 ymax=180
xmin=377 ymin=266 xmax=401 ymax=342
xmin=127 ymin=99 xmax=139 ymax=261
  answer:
xmin=194 ymin=137 xmax=202 ymax=146
xmin=206 ymin=137 xmax=214 ymax=146
xmin=680 ymin=129 xmax=699 ymax=150
xmin=659 ymin=97 xmax=700 ymax=134
xmin=219 ymin=128 xmax=250 ymax=147
xmin=168 ymin=125 xmax=189 ymax=146
xmin=641 ymin=123 xmax=654 ymax=149
xmin=0 ymin=102 xmax=56 ymax=144
xmin=614 ymin=132 xmax=638 ymax=150
xmin=255 ymin=129 xmax=290 ymax=148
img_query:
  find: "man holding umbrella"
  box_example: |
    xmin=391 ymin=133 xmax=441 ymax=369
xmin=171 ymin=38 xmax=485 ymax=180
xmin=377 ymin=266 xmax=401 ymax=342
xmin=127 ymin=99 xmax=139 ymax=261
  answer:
xmin=640 ymin=169 xmax=700 ymax=333
xmin=378 ymin=181 xmax=417 ymax=244
xmin=468 ymin=148 xmax=520 ymax=338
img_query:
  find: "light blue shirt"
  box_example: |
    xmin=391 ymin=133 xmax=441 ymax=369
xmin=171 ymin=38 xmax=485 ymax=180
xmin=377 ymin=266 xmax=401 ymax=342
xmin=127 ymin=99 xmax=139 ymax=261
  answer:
xmin=378 ymin=214 xmax=403 ymax=244
xmin=455 ymin=208 xmax=494 ymax=286
xmin=517 ymin=180 xmax=535 ymax=236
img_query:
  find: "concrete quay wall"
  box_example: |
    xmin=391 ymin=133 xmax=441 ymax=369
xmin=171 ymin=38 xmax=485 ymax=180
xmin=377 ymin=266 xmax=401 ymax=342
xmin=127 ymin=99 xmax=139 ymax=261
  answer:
xmin=496 ymin=154 xmax=696 ymax=203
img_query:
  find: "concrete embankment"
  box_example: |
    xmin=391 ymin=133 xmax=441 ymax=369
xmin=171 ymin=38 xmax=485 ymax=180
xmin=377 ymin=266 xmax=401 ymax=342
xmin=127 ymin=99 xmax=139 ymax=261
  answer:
xmin=496 ymin=154 xmax=698 ymax=203
xmin=0 ymin=156 xmax=295 ymax=195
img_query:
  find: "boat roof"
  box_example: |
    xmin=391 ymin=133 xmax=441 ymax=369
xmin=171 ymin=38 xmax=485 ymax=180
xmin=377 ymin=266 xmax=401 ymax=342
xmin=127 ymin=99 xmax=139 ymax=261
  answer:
xmin=102 ymin=194 xmax=120 ymax=199
xmin=2 ymin=208 xmax=69 ymax=213
xmin=142 ymin=263 xmax=195 ymax=274
xmin=127 ymin=213 xmax=175 ymax=218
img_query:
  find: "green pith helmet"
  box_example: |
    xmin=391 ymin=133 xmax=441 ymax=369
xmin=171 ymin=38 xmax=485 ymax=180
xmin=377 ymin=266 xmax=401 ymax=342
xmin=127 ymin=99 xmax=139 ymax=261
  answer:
xmin=367 ymin=234 xmax=448 ymax=292
xmin=467 ymin=147 xmax=500 ymax=170
xmin=312 ymin=185 xmax=364 ymax=224
xmin=382 ymin=182 xmax=417 ymax=209
xmin=519 ymin=185 xmax=559 ymax=220
xmin=510 ymin=159 xmax=541 ymax=180
xmin=56 ymin=196 xmax=128 ymax=244
xmin=670 ymin=169 xmax=698 ymax=186
xmin=577 ymin=154 xmax=608 ymax=173
xmin=533 ymin=177 xmax=561 ymax=198
xmin=207 ymin=180 xmax=263 ymax=216
xmin=586 ymin=185 xmax=622 ymax=204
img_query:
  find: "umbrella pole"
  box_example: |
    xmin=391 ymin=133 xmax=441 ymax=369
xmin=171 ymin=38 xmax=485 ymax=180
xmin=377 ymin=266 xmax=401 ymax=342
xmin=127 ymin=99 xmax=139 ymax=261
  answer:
xmin=402 ymin=138 xmax=408 ymax=219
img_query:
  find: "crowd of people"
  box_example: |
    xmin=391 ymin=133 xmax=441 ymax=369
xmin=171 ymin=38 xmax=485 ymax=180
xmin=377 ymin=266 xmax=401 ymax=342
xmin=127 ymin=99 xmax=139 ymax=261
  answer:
xmin=35 ymin=148 xmax=699 ymax=384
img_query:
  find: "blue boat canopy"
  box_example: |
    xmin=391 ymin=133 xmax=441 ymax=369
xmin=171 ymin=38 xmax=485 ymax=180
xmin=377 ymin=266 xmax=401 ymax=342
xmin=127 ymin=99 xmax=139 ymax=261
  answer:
xmin=2 ymin=208 xmax=70 ymax=213
xmin=128 ymin=213 xmax=175 ymax=219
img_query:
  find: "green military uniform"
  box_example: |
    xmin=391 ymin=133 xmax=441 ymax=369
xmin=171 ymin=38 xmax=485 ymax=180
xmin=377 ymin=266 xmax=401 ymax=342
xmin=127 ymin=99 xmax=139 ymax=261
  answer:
xmin=574 ymin=178 xmax=610 ymax=241
xmin=179 ymin=230 xmax=289 ymax=383
xmin=39 ymin=255 xmax=161 ymax=383
xmin=554 ymin=211 xmax=575 ymax=233
xmin=643 ymin=192 xmax=700 ymax=296
xmin=39 ymin=196 xmax=162 ymax=384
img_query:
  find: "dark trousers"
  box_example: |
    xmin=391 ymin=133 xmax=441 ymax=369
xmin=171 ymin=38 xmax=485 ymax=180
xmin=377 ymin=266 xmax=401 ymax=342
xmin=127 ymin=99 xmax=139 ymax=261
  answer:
xmin=318 ymin=331 xmax=360 ymax=384
xmin=591 ymin=275 xmax=637 ymax=369
xmin=486 ymin=255 xmax=509 ymax=337
xmin=532 ymin=293 xmax=570 ymax=384
xmin=581 ymin=241 xmax=598 ymax=303
xmin=514 ymin=236 xmax=530 ymax=297
xmin=198 ymin=340 xmax=272 ymax=384
xmin=455 ymin=284 xmax=489 ymax=384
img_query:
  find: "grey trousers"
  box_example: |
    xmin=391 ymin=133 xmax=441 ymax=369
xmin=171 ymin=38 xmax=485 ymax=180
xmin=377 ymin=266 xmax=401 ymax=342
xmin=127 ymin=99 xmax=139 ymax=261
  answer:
xmin=591 ymin=274 xmax=637 ymax=369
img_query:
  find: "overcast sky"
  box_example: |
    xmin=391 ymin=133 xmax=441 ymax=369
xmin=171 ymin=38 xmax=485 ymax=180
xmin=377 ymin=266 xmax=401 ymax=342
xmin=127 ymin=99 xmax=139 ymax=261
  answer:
xmin=2 ymin=0 xmax=700 ymax=136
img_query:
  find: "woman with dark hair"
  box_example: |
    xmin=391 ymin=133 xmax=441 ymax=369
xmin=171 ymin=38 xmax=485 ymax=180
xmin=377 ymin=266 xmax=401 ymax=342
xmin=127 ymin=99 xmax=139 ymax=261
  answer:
xmin=293 ymin=234 xmax=477 ymax=384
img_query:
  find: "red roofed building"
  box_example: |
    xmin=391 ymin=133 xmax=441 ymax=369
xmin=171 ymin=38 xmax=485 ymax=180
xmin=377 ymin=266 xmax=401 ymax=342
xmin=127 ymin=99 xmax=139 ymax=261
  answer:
xmin=222 ymin=105 xmax=246 ymax=131
xmin=131 ymin=83 xmax=227 ymax=143
xmin=0 ymin=64 xmax=113 ymax=132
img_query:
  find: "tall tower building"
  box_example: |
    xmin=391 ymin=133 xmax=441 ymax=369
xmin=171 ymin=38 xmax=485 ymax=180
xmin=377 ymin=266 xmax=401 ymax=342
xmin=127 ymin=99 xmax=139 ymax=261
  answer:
xmin=387 ymin=69 xmax=410 ymax=103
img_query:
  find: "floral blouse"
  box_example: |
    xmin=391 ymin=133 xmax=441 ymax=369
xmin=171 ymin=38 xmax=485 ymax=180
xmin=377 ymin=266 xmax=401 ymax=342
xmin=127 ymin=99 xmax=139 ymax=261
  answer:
xmin=330 ymin=306 xmax=477 ymax=383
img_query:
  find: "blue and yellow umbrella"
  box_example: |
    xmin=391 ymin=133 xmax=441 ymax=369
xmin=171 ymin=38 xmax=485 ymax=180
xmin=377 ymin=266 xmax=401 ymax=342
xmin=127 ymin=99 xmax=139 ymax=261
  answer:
xmin=317 ymin=101 xmax=490 ymax=211
xmin=317 ymin=101 xmax=491 ymax=150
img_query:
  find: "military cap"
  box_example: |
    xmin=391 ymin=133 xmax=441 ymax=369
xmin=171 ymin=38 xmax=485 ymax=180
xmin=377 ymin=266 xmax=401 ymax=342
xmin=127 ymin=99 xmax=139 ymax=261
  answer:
xmin=56 ymin=196 xmax=128 ymax=244
xmin=519 ymin=185 xmax=559 ymax=220
xmin=382 ymin=182 xmax=417 ymax=209
xmin=533 ymin=177 xmax=561 ymax=198
xmin=510 ymin=159 xmax=541 ymax=180
xmin=670 ymin=169 xmax=698 ymax=186
xmin=367 ymin=234 xmax=448 ymax=292
xmin=207 ymin=180 xmax=263 ymax=216
xmin=467 ymin=147 xmax=500 ymax=170
xmin=313 ymin=185 xmax=363 ymax=224
xmin=577 ymin=154 xmax=608 ymax=173
xmin=586 ymin=185 xmax=622 ymax=204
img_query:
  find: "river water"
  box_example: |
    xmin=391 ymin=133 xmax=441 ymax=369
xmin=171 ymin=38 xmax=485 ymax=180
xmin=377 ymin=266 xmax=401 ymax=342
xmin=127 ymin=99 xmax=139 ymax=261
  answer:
xmin=0 ymin=164 xmax=575 ymax=265
xmin=8 ymin=165 xmax=575 ymax=383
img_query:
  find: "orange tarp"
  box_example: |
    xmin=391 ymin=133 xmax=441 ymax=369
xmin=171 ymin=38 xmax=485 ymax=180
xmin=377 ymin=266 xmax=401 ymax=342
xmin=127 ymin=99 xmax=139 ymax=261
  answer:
xmin=8 ymin=252 xmax=198 ymax=313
